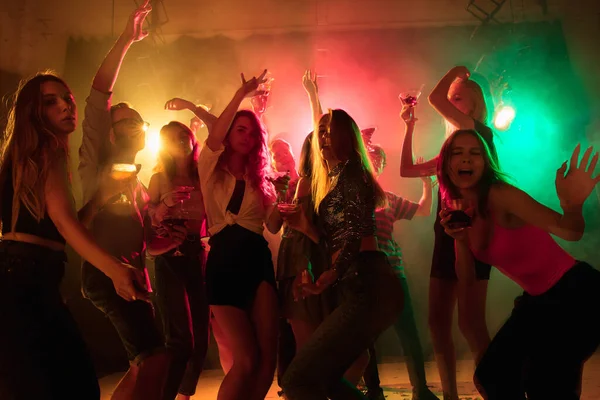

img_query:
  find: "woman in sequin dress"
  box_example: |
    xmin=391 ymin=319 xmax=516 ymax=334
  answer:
xmin=280 ymin=109 xmax=404 ymax=400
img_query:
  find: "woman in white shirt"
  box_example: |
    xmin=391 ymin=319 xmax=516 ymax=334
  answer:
xmin=198 ymin=70 xmax=285 ymax=400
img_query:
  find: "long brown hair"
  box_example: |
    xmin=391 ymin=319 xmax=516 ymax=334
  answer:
xmin=437 ymin=129 xmax=508 ymax=216
xmin=0 ymin=72 xmax=71 ymax=231
xmin=153 ymin=121 xmax=200 ymax=184
xmin=311 ymin=109 xmax=386 ymax=211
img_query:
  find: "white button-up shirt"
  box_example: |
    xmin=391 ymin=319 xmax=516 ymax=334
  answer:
xmin=198 ymin=142 xmax=272 ymax=236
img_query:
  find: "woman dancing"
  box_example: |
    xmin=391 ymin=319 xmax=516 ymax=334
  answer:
xmin=147 ymin=121 xmax=209 ymax=400
xmin=280 ymin=109 xmax=404 ymax=400
xmin=198 ymin=70 xmax=286 ymax=400
xmin=0 ymin=73 xmax=145 ymax=398
xmin=400 ymin=66 xmax=496 ymax=400
xmin=437 ymin=129 xmax=600 ymax=399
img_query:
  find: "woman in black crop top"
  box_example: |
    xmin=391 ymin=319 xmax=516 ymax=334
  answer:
xmin=0 ymin=73 xmax=147 ymax=399
xmin=400 ymin=66 xmax=494 ymax=400
xmin=280 ymin=109 xmax=404 ymax=400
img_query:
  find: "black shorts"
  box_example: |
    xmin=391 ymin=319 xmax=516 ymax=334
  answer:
xmin=430 ymin=220 xmax=491 ymax=281
xmin=81 ymin=262 xmax=163 ymax=363
xmin=206 ymin=224 xmax=276 ymax=310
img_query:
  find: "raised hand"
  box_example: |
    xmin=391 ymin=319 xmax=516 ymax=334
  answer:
xmin=302 ymin=69 xmax=319 ymax=95
xmin=123 ymin=0 xmax=152 ymax=43
xmin=165 ymin=97 xmax=195 ymax=111
xmin=239 ymin=70 xmax=268 ymax=98
xmin=400 ymin=103 xmax=417 ymax=124
xmin=556 ymin=144 xmax=600 ymax=209
xmin=451 ymin=65 xmax=471 ymax=81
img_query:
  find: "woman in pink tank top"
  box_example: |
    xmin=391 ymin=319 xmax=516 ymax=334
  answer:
xmin=436 ymin=129 xmax=600 ymax=400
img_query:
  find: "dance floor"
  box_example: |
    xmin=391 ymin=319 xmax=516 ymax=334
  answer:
xmin=99 ymin=354 xmax=600 ymax=399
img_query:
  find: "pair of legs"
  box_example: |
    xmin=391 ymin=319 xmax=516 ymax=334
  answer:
xmin=281 ymin=251 xmax=404 ymax=400
xmin=154 ymin=245 xmax=210 ymax=400
xmin=428 ymin=278 xmax=490 ymax=400
xmin=475 ymin=263 xmax=600 ymax=399
xmin=0 ymin=246 xmax=100 ymax=399
xmin=363 ymin=276 xmax=438 ymax=399
xmin=82 ymin=262 xmax=169 ymax=400
xmin=429 ymin=223 xmax=491 ymax=400
xmin=211 ymin=282 xmax=279 ymax=400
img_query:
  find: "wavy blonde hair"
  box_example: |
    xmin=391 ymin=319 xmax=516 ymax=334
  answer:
xmin=311 ymin=109 xmax=386 ymax=212
xmin=0 ymin=72 xmax=70 ymax=231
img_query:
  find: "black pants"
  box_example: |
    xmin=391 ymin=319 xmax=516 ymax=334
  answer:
xmin=475 ymin=262 xmax=600 ymax=400
xmin=281 ymin=251 xmax=404 ymax=400
xmin=154 ymin=240 xmax=209 ymax=398
xmin=363 ymin=277 xmax=429 ymax=393
xmin=0 ymin=241 xmax=100 ymax=400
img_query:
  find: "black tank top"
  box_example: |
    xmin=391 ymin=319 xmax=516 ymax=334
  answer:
xmin=1 ymin=171 xmax=65 ymax=244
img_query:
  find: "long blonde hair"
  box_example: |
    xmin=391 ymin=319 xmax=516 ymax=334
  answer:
xmin=445 ymin=78 xmax=491 ymax=137
xmin=0 ymin=72 xmax=70 ymax=231
xmin=311 ymin=109 xmax=386 ymax=212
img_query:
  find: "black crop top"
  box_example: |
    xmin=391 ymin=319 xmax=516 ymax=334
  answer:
xmin=319 ymin=159 xmax=377 ymax=280
xmin=1 ymin=172 xmax=65 ymax=244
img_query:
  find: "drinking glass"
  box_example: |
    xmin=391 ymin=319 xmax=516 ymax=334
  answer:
xmin=443 ymin=195 xmax=472 ymax=229
xmin=399 ymin=84 xmax=425 ymax=106
xmin=110 ymin=163 xmax=138 ymax=205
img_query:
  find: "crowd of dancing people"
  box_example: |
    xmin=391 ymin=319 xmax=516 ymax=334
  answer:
xmin=1 ymin=2 xmax=600 ymax=400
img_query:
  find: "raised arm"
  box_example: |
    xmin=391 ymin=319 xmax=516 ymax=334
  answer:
xmin=93 ymin=1 xmax=151 ymax=93
xmin=206 ymin=70 xmax=267 ymax=151
xmin=415 ymin=169 xmax=434 ymax=216
xmin=165 ymin=98 xmax=218 ymax=132
xmin=47 ymin=160 xmax=148 ymax=301
xmin=494 ymin=146 xmax=599 ymax=241
xmin=399 ymin=105 xmax=437 ymax=178
xmin=428 ymin=66 xmax=475 ymax=130
xmin=302 ymin=70 xmax=323 ymax=125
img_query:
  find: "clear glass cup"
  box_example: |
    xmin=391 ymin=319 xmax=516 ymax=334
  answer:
xmin=399 ymin=84 xmax=425 ymax=106
xmin=110 ymin=163 xmax=138 ymax=205
xmin=443 ymin=195 xmax=472 ymax=229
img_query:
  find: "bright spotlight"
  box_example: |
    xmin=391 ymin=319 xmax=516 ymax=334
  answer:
xmin=146 ymin=128 xmax=161 ymax=156
xmin=494 ymin=105 xmax=516 ymax=131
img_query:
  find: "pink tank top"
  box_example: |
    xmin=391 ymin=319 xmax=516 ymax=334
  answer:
xmin=471 ymin=221 xmax=574 ymax=295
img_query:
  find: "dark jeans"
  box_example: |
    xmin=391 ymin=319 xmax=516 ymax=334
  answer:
xmin=475 ymin=262 xmax=600 ymax=400
xmin=0 ymin=241 xmax=100 ymax=399
xmin=82 ymin=261 xmax=164 ymax=363
xmin=363 ymin=276 xmax=429 ymax=392
xmin=154 ymin=240 xmax=209 ymax=398
xmin=281 ymin=251 xmax=404 ymax=400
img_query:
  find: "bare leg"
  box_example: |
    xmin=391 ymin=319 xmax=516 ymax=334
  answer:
xmin=249 ymin=282 xmax=279 ymax=400
xmin=344 ymin=351 xmax=370 ymax=386
xmin=110 ymin=364 xmax=139 ymax=400
xmin=289 ymin=319 xmax=319 ymax=352
xmin=211 ymin=305 xmax=259 ymax=400
xmin=132 ymin=351 xmax=171 ymax=400
xmin=428 ymin=278 xmax=458 ymax=400
xmin=457 ymin=280 xmax=490 ymax=365
xmin=211 ymin=312 xmax=234 ymax=374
